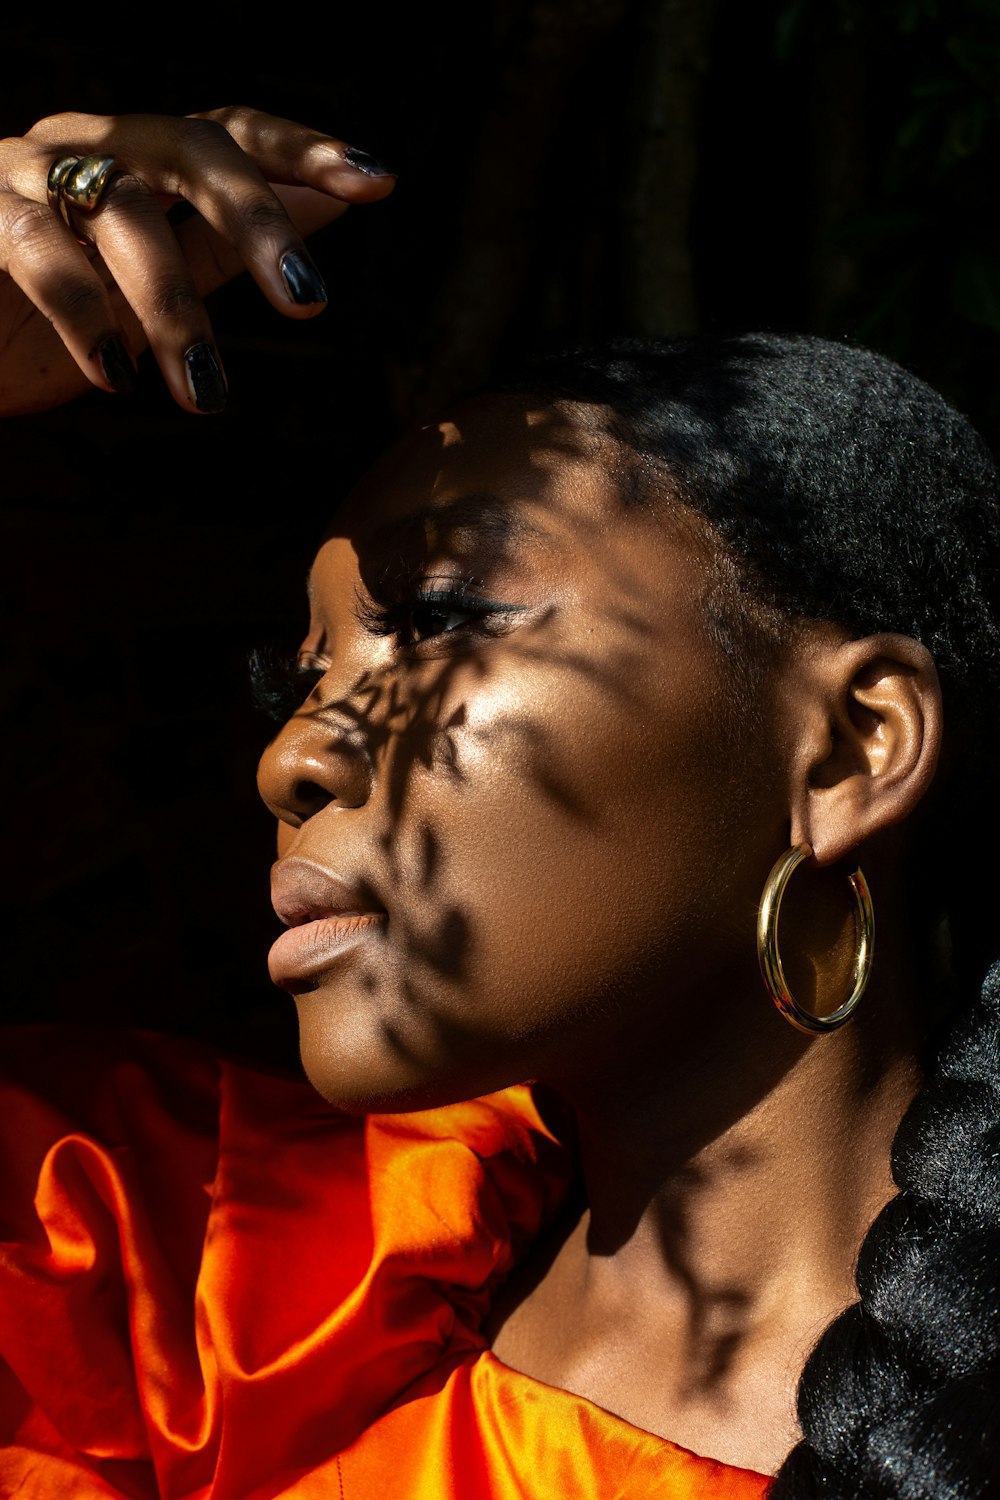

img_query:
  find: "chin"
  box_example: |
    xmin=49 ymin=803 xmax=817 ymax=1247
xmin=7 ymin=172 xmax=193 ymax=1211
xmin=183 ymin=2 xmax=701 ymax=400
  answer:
xmin=294 ymin=998 xmax=525 ymax=1116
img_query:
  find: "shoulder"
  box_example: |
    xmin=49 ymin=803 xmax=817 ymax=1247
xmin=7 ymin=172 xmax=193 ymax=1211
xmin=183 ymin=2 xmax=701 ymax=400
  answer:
xmin=0 ymin=1027 xmax=572 ymax=1496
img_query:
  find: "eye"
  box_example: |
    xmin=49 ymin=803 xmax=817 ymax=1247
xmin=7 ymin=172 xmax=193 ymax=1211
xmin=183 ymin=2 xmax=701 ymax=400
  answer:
xmin=408 ymin=592 xmax=485 ymax=642
xmin=355 ymin=581 xmax=526 ymax=650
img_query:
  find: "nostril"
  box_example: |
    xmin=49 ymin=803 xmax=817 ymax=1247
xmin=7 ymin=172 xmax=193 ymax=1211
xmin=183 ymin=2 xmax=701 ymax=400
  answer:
xmin=257 ymin=711 xmax=374 ymax=823
xmin=295 ymin=779 xmax=335 ymax=818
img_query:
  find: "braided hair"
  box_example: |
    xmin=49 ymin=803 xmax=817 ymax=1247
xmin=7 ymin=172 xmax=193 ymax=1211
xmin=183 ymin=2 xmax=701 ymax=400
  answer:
xmin=497 ymin=334 xmax=1000 ymax=1497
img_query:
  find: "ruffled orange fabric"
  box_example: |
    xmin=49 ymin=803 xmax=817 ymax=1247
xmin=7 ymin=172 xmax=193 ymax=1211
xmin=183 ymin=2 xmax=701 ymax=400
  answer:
xmin=0 ymin=1028 xmax=769 ymax=1499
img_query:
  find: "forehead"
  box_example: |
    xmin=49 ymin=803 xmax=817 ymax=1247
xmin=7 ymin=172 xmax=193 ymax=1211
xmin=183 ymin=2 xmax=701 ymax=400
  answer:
xmin=330 ymin=394 xmax=632 ymax=556
xmin=301 ymin=395 xmax=759 ymax=728
xmin=306 ymin=394 xmax=727 ymax=645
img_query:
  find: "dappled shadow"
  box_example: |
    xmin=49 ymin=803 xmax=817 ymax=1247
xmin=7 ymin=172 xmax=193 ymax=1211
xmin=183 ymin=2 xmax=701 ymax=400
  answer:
xmin=641 ymin=1145 xmax=762 ymax=1400
xmin=258 ymin=376 xmax=831 ymax=1420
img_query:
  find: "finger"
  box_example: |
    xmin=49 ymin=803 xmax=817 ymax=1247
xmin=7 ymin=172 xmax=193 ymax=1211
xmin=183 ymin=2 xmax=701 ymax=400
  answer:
xmin=85 ymin=172 xmax=227 ymax=412
xmin=2 ymin=110 xmax=396 ymax=410
xmin=14 ymin=113 xmax=383 ymax=323
xmin=194 ymin=106 xmax=397 ymax=202
xmin=153 ymin=110 xmax=397 ymax=316
xmin=170 ymin=188 xmax=352 ymax=306
xmin=3 ymin=134 xmax=228 ymax=409
xmin=0 ymin=188 xmax=137 ymax=396
xmin=131 ymin=115 xmax=335 ymax=318
xmin=22 ymin=107 xmax=397 ymax=204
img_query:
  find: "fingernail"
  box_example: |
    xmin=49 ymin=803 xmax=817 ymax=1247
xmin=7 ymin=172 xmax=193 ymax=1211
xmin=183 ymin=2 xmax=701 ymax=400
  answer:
xmin=184 ymin=342 xmax=227 ymax=413
xmin=93 ymin=334 xmax=137 ymax=394
xmin=279 ymin=249 xmax=328 ymax=307
xmin=343 ymin=146 xmax=396 ymax=178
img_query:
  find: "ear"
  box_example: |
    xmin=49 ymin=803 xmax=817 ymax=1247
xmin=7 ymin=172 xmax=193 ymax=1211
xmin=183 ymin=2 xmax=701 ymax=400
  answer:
xmin=787 ymin=634 xmax=943 ymax=867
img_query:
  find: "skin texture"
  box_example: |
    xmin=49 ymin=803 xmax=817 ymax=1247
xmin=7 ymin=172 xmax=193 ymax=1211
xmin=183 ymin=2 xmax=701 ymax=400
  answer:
xmin=259 ymin=396 xmax=802 ymax=1109
xmin=258 ymin=395 xmax=939 ymax=1472
xmin=0 ymin=108 xmax=395 ymax=414
xmin=0 ymin=103 xmax=954 ymax=1484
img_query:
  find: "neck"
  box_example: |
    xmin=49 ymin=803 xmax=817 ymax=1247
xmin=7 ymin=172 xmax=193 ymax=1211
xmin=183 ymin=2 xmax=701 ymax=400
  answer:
xmin=573 ymin=989 xmax=920 ymax=1267
xmin=510 ymin=934 xmax=924 ymax=1473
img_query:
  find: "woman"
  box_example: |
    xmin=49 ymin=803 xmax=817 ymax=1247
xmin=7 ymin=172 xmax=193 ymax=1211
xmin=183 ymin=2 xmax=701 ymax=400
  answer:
xmin=1 ymin=110 xmax=997 ymax=1498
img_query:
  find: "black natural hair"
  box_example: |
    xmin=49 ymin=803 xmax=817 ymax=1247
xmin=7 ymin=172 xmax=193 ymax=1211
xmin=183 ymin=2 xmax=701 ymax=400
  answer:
xmin=495 ymin=335 xmax=1000 ymax=1498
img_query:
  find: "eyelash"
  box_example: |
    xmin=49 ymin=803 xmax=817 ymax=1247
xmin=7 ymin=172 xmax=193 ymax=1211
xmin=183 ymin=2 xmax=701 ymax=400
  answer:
xmin=249 ymin=584 xmax=522 ymax=722
xmin=248 ymin=646 xmax=326 ymax=723
xmin=354 ymin=580 xmax=517 ymax=646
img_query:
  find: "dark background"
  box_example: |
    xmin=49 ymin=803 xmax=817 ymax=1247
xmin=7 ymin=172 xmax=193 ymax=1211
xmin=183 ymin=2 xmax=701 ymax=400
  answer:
xmin=3 ymin=0 xmax=999 ymax=1066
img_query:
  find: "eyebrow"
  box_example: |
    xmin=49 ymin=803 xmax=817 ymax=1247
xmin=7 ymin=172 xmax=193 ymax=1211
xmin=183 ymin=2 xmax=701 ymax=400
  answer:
xmin=369 ymin=491 xmax=547 ymax=554
xmin=305 ymin=492 xmax=549 ymax=606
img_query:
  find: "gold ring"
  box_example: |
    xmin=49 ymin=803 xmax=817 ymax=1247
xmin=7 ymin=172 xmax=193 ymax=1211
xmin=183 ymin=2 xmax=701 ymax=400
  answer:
xmin=46 ymin=155 xmax=79 ymax=216
xmin=46 ymin=154 xmax=120 ymax=243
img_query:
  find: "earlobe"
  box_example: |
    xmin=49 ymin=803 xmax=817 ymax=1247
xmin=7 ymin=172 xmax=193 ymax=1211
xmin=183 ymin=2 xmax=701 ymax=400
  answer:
xmin=792 ymin=634 xmax=943 ymax=867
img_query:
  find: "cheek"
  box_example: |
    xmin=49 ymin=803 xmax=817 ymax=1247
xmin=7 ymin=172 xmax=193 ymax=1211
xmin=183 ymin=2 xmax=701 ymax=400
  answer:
xmin=381 ymin=643 xmax=770 ymax=1036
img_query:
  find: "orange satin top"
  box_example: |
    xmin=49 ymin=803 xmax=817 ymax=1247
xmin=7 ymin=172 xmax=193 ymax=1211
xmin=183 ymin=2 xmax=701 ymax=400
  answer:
xmin=0 ymin=1028 xmax=769 ymax=1499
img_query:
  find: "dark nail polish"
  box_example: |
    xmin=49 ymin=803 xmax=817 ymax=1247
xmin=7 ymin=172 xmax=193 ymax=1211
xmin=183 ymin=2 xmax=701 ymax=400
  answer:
xmin=184 ymin=343 xmax=227 ymax=413
xmin=343 ymin=146 xmax=396 ymax=178
xmin=280 ymin=249 xmax=328 ymax=307
xmin=93 ymin=334 xmax=137 ymax=394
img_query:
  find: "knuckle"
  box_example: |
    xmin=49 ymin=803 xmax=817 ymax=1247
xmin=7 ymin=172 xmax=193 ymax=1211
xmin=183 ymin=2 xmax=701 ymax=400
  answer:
xmin=1 ymin=195 xmax=56 ymax=246
xmin=203 ymin=105 xmax=249 ymax=133
xmin=99 ymin=171 xmax=153 ymax=213
xmin=148 ymin=278 xmax=203 ymax=321
xmin=24 ymin=111 xmax=104 ymax=142
xmin=0 ymin=138 xmax=25 ymax=192
xmin=180 ymin=117 xmax=232 ymax=154
xmin=239 ymin=196 xmax=292 ymax=236
xmin=51 ymin=276 xmax=107 ymax=319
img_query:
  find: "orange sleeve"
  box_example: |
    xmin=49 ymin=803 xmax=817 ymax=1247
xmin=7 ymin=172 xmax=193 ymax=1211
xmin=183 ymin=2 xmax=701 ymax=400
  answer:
xmin=0 ymin=1029 xmax=570 ymax=1498
xmin=0 ymin=1028 xmax=768 ymax=1500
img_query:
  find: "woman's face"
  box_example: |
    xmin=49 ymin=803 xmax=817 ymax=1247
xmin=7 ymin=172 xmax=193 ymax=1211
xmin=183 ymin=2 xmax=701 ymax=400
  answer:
xmin=257 ymin=396 xmax=792 ymax=1110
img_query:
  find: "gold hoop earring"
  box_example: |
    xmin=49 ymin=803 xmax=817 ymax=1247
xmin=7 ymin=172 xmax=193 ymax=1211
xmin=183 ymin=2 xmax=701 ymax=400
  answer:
xmin=756 ymin=843 xmax=874 ymax=1035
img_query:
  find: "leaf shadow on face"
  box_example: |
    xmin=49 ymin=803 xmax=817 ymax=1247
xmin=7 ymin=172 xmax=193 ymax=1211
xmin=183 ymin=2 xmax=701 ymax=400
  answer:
xmin=283 ymin=404 xmax=686 ymax=1010
xmin=262 ymin=395 xmax=819 ymax=1391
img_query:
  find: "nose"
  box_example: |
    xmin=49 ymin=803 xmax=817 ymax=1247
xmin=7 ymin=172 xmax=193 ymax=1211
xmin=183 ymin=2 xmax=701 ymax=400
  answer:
xmin=257 ymin=706 xmax=374 ymax=827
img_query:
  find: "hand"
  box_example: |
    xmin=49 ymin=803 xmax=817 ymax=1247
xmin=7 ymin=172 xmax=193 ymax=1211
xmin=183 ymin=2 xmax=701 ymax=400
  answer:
xmin=0 ymin=107 xmax=396 ymax=415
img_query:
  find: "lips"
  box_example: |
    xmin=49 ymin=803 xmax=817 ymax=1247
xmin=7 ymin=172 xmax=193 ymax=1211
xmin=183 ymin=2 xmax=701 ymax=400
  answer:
xmin=268 ymin=857 xmax=386 ymax=989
